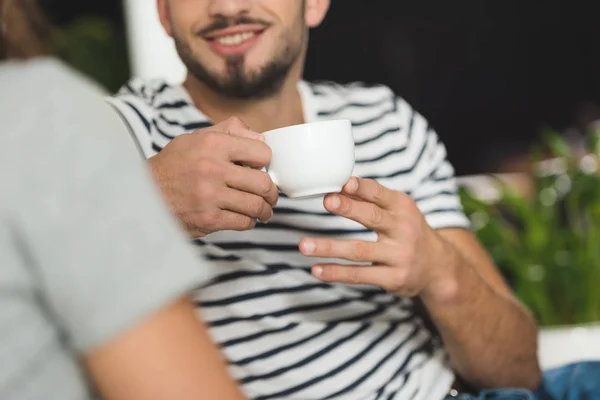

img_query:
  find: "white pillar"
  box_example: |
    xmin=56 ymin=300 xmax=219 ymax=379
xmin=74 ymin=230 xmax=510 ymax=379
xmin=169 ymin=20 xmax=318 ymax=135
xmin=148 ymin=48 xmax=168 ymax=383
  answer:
xmin=122 ymin=0 xmax=186 ymax=83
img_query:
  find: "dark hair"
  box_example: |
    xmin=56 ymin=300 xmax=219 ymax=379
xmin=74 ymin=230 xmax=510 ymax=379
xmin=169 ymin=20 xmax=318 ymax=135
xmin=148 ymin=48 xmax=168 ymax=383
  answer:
xmin=0 ymin=0 xmax=52 ymax=60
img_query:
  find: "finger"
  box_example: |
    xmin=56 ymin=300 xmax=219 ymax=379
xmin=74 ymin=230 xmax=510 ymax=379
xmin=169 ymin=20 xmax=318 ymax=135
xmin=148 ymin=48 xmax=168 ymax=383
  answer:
xmin=226 ymin=136 xmax=272 ymax=168
xmin=299 ymin=238 xmax=387 ymax=264
xmin=187 ymin=210 xmax=257 ymax=236
xmin=220 ymin=188 xmax=273 ymax=223
xmin=215 ymin=116 xmax=264 ymax=141
xmin=311 ymin=264 xmax=414 ymax=295
xmin=311 ymin=264 xmax=391 ymax=286
xmin=342 ymin=177 xmax=398 ymax=210
xmin=225 ymin=165 xmax=279 ymax=207
xmin=323 ymin=193 xmax=391 ymax=233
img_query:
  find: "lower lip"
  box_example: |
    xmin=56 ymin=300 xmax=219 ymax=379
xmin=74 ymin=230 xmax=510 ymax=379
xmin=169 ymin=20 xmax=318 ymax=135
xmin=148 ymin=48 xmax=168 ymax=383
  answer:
xmin=207 ymin=32 xmax=263 ymax=56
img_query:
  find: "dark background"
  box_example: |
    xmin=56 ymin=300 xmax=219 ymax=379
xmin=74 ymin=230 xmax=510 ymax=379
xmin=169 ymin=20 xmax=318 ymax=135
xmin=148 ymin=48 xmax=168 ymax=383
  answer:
xmin=46 ymin=0 xmax=600 ymax=176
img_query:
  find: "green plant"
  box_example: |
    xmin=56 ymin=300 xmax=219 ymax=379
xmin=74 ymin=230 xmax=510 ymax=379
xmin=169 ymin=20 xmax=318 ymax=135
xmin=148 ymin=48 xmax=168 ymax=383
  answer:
xmin=51 ymin=16 xmax=130 ymax=93
xmin=460 ymin=130 xmax=600 ymax=326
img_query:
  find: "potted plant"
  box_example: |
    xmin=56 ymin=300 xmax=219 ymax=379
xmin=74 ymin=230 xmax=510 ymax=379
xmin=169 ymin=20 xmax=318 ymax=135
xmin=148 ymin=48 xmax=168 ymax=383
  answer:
xmin=459 ymin=130 xmax=600 ymax=369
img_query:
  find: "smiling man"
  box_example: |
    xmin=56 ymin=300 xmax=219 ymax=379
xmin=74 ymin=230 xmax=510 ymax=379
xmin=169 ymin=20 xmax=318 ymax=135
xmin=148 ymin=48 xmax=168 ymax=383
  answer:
xmin=107 ymin=1 xmax=543 ymax=399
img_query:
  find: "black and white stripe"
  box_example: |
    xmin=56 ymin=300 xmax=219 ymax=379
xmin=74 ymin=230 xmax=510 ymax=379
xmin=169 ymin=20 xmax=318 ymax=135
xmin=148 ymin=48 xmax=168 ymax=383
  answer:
xmin=108 ymin=79 xmax=468 ymax=400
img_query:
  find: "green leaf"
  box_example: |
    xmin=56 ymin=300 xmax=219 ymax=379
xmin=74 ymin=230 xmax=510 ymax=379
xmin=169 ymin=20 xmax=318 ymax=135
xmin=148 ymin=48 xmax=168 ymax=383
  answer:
xmin=462 ymin=128 xmax=600 ymax=326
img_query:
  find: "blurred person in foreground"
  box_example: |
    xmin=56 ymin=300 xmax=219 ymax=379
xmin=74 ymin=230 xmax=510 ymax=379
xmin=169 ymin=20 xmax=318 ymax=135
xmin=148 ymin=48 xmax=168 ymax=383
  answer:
xmin=109 ymin=1 xmax=600 ymax=399
xmin=0 ymin=0 xmax=245 ymax=399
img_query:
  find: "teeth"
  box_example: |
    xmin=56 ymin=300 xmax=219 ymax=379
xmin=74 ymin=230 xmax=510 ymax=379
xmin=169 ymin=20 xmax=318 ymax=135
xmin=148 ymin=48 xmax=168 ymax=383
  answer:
xmin=216 ymin=32 xmax=256 ymax=46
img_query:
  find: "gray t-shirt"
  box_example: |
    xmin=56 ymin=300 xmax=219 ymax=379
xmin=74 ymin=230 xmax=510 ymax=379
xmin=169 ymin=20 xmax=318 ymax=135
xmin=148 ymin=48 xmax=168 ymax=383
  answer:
xmin=0 ymin=59 xmax=213 ymax=399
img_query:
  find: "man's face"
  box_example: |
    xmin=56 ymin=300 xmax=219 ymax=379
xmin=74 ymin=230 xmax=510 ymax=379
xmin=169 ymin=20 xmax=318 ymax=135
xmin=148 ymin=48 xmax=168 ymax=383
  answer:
xmin=159 ymin=0 xmax=328 ymax=99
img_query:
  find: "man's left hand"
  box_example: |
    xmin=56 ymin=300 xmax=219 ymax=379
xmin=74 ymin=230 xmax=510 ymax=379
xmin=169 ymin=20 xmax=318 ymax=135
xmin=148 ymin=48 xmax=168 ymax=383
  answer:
xmin=299 ymin=177 xmax=458 ymax=303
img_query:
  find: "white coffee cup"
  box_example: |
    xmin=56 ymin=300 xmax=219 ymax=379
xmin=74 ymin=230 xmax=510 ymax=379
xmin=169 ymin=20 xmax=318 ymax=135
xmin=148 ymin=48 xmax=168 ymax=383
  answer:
xmin=263 ymin=119 xmax=355 ymax=198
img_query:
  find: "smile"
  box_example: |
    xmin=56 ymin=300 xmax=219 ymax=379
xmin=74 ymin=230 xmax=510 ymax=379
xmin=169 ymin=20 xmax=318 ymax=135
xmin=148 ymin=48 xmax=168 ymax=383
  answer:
xmin=203 ymin=25 xmax=268 ymax=56
xmin=214 ymin=31 xmax=258 ymax=46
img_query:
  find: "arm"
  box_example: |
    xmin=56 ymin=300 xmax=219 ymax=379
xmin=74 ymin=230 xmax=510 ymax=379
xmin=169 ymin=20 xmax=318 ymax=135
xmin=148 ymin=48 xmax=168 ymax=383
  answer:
xmin=85 ymin=298 xmax=244 ymax=400
xmin=420 ymin=228 xmax=541 ymax=390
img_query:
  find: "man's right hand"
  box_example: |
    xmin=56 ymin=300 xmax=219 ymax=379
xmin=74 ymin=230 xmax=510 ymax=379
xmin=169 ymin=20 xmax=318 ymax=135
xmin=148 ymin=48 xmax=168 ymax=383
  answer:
xmin=148 ymin=117 xmax=278 ymax=237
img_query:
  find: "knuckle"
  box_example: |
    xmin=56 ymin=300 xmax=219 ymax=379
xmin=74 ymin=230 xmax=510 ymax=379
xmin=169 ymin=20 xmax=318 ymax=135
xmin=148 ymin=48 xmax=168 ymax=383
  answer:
xmin=321 ymin=240 xmax=333 ymax=254
xmin=310 ymin=239 xmax=329 ymax=256
xmin=397 ymin=192 xmax=413 ymax=208
xmin=390 ymin=269 xmax=409 ymax=291
xmin=225 ymin=116 xmax=248 ymax=132
xmin=257 ymin=143 xmax=272 ymax=165
xmin=226 ymin=115 xmax=244 ymax=126
xmin=346 ymin=268 xmax=362 ymax=284
xmin=235 ymin=214 xmax=256 ymax=230
xmin=223 ymin=163 xmax=242 ymax=182
xmin=352 ymin=241 xmax=370 ymax=260
xmin=248 ymin=197 xmax=267 ymax=217
xmin=339 ymin=197 xmax=353 ymax=214
xmin=370 ymin=205 xmax=384 ymax=225
xmin=200 ymin=130 xmax=224 ymax=147
xmin=264 ymin=143 xmax=272 ymax=159
xmin=195 ymin=157 xmax=220 ymax=177
xmin=194 ymin=180 xmax=217 ymax=202
xmin=259 ymin=172 xmax=274 ymax=194
xmin=198 ymin=209 xmax=221 ymax=230
xmin=372 ymin=182 xmax=385 ymax=202
xmin=399 ymin=222 xmax=420 ymax=240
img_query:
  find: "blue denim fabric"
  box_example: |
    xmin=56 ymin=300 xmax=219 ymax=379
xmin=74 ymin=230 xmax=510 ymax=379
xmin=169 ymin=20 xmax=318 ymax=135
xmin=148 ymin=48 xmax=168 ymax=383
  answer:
xmin=445 ymin=361 xmax=600 ymax=400
xmin=447 ymin=389 xmax=534 ymax=399
xmin=536 ymin=361 xmax=600 ymax=400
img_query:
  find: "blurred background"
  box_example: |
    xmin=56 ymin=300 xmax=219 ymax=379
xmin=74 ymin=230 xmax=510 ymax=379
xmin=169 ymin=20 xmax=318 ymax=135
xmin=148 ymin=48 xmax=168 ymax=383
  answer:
xmin=43 ymin=0 xmax=600 ymax=367
xmin=46 ymin=0 xmax=600 ymax=177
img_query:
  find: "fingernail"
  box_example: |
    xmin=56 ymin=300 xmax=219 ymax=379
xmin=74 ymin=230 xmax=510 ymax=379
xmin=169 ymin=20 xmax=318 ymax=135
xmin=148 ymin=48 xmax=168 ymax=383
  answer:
xmin=301 ymin=240 xmax=316 ymax=254
xmin=328 ymin=195 xmax=341 ymax=210
xmin=345 ymin=178 xmax=359 ymax=193
xmin=260 ymin=210 xmax=273 ymax=225
xmin=313 ymin=266 xmax=323 ymax=277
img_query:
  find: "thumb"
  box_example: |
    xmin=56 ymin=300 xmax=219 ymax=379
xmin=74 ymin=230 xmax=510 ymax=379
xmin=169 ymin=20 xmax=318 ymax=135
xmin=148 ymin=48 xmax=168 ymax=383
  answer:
xmin=219 ymin=116 xmax=265 ymax=141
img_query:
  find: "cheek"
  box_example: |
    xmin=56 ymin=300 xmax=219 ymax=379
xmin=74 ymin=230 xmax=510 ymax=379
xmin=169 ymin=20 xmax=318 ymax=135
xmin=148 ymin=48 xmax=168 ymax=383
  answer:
xmin=167 ymin=2 xmax=207 ymax=38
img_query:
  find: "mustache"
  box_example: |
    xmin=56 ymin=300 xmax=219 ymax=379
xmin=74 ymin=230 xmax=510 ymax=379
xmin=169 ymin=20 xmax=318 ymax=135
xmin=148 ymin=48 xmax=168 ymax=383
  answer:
xmin=195 ymin=17 xmax=272 ymax=37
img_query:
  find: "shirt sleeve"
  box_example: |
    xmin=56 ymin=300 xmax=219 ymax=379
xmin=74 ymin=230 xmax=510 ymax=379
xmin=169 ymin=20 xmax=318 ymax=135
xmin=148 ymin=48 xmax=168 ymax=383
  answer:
xmin=20 ymin=61 xmax=213 ymax=352
xmin=105 ymin=79 xmax=158 ymax=159
xmin=397 ymin=98 xmax=471 ymax=230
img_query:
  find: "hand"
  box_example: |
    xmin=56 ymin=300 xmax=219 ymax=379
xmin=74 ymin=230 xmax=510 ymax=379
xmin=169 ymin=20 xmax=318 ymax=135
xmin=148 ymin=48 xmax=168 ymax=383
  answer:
xmin=148 ymin=117 xmax=279 ymax=237
xmin=299 ymin=177 xmax=458 ymax=302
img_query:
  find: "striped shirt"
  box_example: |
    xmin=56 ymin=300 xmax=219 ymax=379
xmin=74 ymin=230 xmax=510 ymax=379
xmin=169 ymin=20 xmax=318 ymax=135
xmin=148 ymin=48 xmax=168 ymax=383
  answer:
xmin=108 ymin=79 xmax=470 ymax=400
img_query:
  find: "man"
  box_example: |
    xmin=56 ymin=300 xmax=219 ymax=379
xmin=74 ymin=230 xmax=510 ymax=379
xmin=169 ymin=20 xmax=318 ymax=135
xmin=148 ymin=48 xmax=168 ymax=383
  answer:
xmin=108 ymin=1 xmax=543 ymax=399
xmin=1 ymin=0 xmax=244 ymax=399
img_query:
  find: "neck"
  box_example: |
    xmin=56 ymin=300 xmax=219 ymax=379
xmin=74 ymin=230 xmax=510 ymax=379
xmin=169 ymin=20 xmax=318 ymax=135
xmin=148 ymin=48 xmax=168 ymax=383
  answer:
xmin=183 ymin=64 xmax=305 ymax=133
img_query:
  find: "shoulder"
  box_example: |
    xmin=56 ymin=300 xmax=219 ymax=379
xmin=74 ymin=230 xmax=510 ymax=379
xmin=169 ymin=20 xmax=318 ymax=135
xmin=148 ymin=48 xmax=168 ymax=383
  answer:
xmin=0 ymin=57 xmax=103 ymax=92
xmin=305 ymin=80 xmax=397 ymax=116
xmin=111 ymin=78 xmax=184 ymax=110
xmin=1 ymin=58 xmax=108 ymax=116
xmin=0 ymin=58 xmax=123 ymax=146
xmin=305 ymin=80 xmax=429 ymax=142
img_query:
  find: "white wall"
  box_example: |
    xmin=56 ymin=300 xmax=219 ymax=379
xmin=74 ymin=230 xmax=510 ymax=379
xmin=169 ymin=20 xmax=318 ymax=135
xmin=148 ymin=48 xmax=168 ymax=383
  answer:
xmin=123 ymin=0 xmax=187 ymax=83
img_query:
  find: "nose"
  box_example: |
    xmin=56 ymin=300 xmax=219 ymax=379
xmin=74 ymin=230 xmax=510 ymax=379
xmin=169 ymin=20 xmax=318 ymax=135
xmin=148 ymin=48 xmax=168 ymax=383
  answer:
xmin=208 ymin=0 xmax=252 ymax=19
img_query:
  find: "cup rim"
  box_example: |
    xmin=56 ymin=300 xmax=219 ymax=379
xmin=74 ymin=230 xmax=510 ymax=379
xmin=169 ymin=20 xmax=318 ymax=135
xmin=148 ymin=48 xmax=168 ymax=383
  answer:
xmin=262 ymin=119 xmax=351 ymax=137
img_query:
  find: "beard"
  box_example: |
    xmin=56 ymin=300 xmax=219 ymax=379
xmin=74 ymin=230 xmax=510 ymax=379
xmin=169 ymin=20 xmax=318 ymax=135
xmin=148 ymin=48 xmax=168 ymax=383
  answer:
xmin=173 ymin=22 xmax=305 ymax=100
